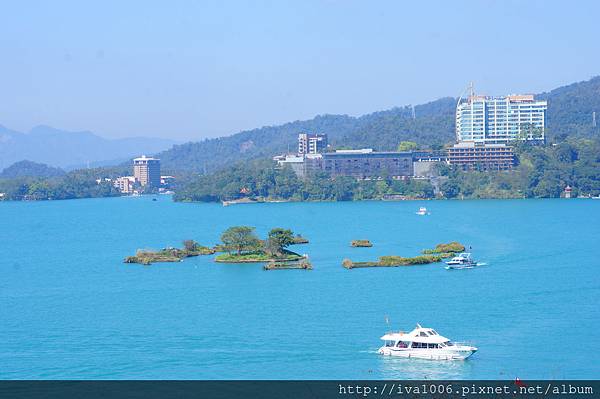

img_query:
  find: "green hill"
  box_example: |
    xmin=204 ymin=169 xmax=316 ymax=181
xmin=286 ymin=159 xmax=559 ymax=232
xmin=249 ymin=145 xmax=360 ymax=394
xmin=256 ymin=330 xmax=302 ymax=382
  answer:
xmin=0 ymin=160 xmax=65 ymax=179
xmin=158 ymin=98 xmax=456 ymax=173
xmin=158 ymin=76 xmax=600 ymax=173
xmin=538 ymin=76 xmax=600 ymax=138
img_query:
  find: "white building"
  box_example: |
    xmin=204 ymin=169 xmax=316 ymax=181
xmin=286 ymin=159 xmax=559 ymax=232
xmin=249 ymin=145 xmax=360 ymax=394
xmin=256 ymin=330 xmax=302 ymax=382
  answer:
xmin=298 ymin=133 xmax=327 ymax=155
xmin=114 ymin=176 xmax=135 ymax=193
xmin=456 ymin=93 xmax=547 ymax=144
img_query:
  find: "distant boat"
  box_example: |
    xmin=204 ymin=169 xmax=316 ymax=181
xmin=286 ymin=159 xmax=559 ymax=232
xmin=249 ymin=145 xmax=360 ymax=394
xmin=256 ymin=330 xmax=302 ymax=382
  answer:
xmin=445 ymin=253 xmax=484 ymax=270
xmin=416 ymin=207 xmax=428 ymax=215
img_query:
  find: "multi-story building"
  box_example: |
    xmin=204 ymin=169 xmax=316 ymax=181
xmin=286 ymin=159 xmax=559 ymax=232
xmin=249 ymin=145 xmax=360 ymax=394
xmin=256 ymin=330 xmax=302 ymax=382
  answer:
xmin=447 ymin=142 xmax=514 ymax=171
xmin=456 ymin=93 xmax=547 ymax=144
xmin=273 ymin=154 xmax=306 ymax=178
xmin=321 ymin=149 xmax=413 ymax=178
xmin=114 ymin=176 xmax=135 ymax=193
xmin=133 ymin=155 xmax=161 ymax=187
xmin=298 ymin=133 xmax=328 ymax=155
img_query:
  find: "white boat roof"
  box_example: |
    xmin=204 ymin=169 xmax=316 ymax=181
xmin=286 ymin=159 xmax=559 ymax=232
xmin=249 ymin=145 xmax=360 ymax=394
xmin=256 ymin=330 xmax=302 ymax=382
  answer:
xmin=380 ymin=324 xmax=449 ymax=343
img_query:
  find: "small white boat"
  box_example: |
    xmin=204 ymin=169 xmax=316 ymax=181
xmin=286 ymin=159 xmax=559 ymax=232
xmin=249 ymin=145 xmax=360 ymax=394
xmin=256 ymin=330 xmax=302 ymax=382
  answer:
xmin=416 ymin=207 xmax=428 ymax=215
xmin=378 ymin=324 xmax=477 ymax=360
xmin=445 ymin=252 xmax=480 ymax=270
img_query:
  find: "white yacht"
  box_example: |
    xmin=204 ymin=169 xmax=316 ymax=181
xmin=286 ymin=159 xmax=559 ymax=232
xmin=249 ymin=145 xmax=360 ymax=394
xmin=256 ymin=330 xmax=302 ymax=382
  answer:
xmin=416 ymin=207 xmax=428 ymax=215
xmin=378 ymin=324 xmax=477 ymax=360
xmin=445 ymin=253 xmax=479 ymax=270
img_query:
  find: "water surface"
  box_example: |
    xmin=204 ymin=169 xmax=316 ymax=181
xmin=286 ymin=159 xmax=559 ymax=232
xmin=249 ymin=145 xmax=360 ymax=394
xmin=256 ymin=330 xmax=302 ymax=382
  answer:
xmin=1 ymin=196 xmax=598 ymax=379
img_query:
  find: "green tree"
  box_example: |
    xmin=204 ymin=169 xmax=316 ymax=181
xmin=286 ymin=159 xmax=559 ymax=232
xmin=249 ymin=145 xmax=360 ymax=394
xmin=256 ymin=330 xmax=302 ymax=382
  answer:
xmin=183 ymin=240 xmax=199 ymax=252
xmin=397 ymin=141 xmax=419 ymax=152
xmin=220 ymin=226 xmax=262 ymax=255
xmin=441 ymin=180 xmax=460 ymax=198
xmin=265 ymin=228 xmax=295 ymax=256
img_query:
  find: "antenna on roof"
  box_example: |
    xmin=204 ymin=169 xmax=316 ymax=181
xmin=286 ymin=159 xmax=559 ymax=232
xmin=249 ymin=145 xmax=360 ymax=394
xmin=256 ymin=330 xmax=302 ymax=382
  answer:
xmin=416 ymin=323 xmax=422 ymax=329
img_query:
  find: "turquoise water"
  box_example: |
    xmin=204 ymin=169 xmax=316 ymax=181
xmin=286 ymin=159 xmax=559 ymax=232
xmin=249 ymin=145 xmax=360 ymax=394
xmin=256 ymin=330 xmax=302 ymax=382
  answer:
xmin=1 ymin=196 xmax=599 ymax=379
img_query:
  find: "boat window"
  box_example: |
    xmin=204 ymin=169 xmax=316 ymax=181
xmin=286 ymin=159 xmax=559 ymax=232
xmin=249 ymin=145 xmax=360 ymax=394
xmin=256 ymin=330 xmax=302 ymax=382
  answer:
xmin=427 ymin=343 xmax=439 ymax=348
xmin=446 ymin=341 xmax=454 ymax=346
xmin=419 ymin=332 xmax=428 ymax=337
xmin=396 ymin=341 xmax=408 ymax=348
xmin=430 ymin=330 xmax=438 ymax=335
xmin=385 ymin=341 xmax=394 ymax=347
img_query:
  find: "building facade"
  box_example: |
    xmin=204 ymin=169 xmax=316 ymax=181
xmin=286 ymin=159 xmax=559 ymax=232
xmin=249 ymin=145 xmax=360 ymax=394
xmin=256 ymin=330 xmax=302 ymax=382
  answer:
xmin=447 ymin=142 xmax=514 ymax=171
xmin=456 ymin=94 xmax=547 ymax=144
xmin=114 ymin=176 xmax=135 ymax=193
xmin=321 ymin=149 xmax=413 ymax=178
xmin=298 ymin=133 xmax=328 ymax=155
xmin=133 ymin=155 xmax=161 ymax=187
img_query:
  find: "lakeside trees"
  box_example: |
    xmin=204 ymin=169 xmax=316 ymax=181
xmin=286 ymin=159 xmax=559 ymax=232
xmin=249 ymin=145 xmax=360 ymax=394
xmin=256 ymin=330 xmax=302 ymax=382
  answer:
xmin=173 ymin=159 xmax=435 ymax=203
xmin=439 ymin=137 xmax=600 ymax=199
xmin=220 ymin=226 xmax=262 ymax=255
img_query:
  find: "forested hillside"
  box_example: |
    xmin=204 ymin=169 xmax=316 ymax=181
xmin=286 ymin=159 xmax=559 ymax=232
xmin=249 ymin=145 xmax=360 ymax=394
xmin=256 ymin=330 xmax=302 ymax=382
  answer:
xmin=0 ymin=160 xmax=65 ymax=179
xmin=538 ymin=76 xmax=600 ymax=138
xmin=158 ymin=76 xmax=600 ymax=173
xmin=158 ymin=98 xmax=457 ymax=173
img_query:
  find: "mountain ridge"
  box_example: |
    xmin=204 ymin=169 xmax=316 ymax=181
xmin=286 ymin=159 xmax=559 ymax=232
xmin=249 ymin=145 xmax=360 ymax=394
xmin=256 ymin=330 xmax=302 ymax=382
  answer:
xmin=0 ymin=125 xmax=179 ymax=170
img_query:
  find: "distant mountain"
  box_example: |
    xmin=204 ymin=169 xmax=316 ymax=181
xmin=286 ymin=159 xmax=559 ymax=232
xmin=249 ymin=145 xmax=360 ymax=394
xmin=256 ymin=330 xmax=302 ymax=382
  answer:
xmin=158 ymin=76 xmax=600 ymax=173
xmin=0 ymin=160 xmax=65 ymax=179
xmin=0 ymin=125 xmax=178 ymax=170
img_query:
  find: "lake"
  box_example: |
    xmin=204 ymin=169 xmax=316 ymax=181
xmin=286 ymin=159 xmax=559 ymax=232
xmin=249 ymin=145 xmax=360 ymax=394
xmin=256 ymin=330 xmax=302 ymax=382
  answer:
xmin=1 ymin=196 xmax=599 ymax=379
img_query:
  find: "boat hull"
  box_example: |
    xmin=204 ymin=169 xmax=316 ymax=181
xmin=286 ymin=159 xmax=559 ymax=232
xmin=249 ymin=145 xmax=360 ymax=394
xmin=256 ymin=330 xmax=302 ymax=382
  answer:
xmin=378 ymin=346 xmax=477 ymax=361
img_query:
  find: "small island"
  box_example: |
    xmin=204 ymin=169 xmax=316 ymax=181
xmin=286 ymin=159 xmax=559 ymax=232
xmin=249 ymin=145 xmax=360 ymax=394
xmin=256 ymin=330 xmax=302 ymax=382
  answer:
xmin=214 ymin=226 xmax=307 ymax=264
xmin=124 ymin=240 xmax=215 ymax=265
xmin=291 ymin=234 xmax=309 ymax=244
xmin=342 ymin=242 xmax=465 ymax=269
xmin=264 ymin=258 xmax=312 ymax=270
xmin=351 ymin=239 xmax=373 ymax=247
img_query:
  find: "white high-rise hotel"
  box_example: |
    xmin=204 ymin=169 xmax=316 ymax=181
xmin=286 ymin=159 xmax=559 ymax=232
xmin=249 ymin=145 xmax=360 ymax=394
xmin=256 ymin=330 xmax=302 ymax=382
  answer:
xmin=456 ymin=92 xmax=547 ymax=144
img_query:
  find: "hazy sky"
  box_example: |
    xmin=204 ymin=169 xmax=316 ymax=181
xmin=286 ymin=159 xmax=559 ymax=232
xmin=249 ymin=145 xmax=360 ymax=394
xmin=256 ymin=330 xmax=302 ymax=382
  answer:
xmin=2 ymin=0 xmax=599 ymax=140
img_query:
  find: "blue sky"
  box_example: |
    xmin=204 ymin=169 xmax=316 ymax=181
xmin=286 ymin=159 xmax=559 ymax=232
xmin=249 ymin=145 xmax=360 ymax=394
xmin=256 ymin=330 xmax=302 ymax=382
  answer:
xmin=1 ymin=0 xmax=599 ymax=140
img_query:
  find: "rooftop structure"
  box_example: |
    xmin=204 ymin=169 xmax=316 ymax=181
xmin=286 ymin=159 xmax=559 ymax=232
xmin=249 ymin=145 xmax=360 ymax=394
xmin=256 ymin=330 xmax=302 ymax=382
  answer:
xmin=456 ymin=87 xmax=547 ymax=144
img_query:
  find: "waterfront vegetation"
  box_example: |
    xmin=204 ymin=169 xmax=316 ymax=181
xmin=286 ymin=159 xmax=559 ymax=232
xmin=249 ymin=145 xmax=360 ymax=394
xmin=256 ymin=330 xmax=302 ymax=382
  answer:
xmin=422 ymin=241 xmax=465 ymax=254
xmin=124 ymin=240 xmax=215 ymax=265
xmin=0 ymin=166 xmax=126 ymax=201
xmin=342 ymin=242 xmax=464 ymax=269
xmin=351 ymin=239 xmax=373 ymax=247
xmin=439 ymin=137 xmax=600 ymax=199
xmin=173 ymin=159 xmax=435 ymax=202
xmin=171 ymin=136 xmax=600 ymax=203
xmin=214 ymin=226 xmax=305 ymax=263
